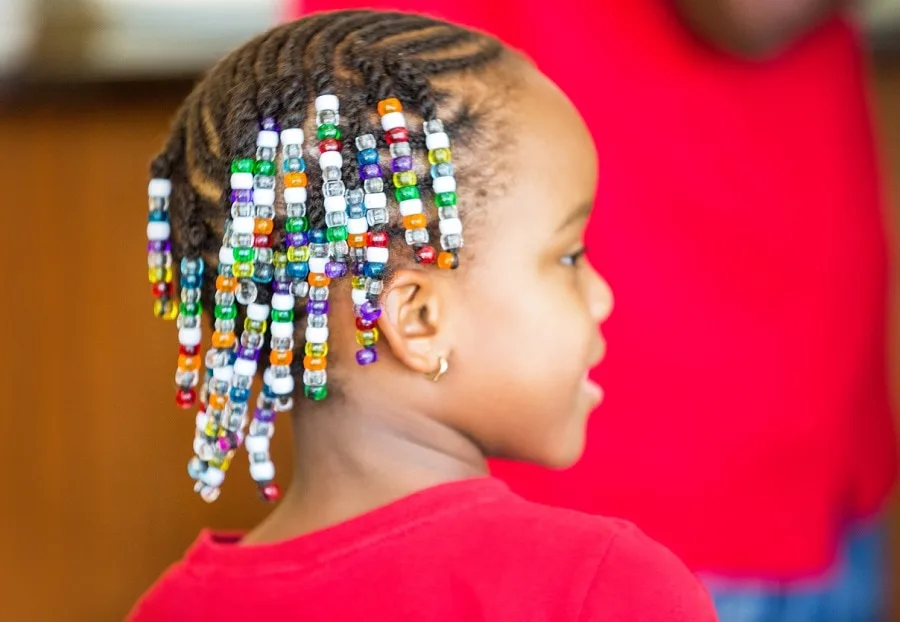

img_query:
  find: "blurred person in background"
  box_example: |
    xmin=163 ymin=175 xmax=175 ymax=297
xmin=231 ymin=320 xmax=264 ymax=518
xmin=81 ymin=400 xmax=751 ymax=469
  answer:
xmin=297 ymin=0 xmax=896 ymax=620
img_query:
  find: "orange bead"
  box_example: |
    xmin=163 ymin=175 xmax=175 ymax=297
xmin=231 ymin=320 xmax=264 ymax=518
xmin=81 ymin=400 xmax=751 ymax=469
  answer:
xmin=284 ymin=172 xmax=308 ymax=188
xmin=303 ymin=355 xmax=327 ymax=371
xmin=216 ymin=275 xmax=237 ymax=292
xmin=377 ymin=98 xmax=403 ymax=116
xmin=254 ymin=218 xmax=274 ymax=235
xmin=209 ymin=393 xmax=227 ymax=410
xmin=403 ymin=214 xmax=427 ymax=229
xmin=348 ymin=233 xmax=367 ymax=248
xmin=437 ymin=251 xmax=459 ymax=270
xmin=212 ymin=331 xmax=235 ymax=348
xmin=270 ymin=350 xmax=294 ymax=366
xmin=308 ymin=273 xmax=331 ymax=287
xmin=178 ymin=354 xmax=201 ymax=372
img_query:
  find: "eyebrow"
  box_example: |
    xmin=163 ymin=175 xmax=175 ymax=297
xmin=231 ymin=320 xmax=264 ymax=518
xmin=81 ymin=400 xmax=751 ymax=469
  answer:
xmin=556 ymin=201 xmax=594 ymax=232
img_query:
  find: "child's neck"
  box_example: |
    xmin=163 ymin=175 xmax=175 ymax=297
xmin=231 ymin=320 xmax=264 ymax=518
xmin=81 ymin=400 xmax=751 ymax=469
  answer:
xmin=241 ymin=407 xmax=488 ymax=545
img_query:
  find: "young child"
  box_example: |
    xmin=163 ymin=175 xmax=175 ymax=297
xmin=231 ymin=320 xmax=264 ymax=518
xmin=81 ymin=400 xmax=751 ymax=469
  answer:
xmin=129 ymin=11 xmax=716 ymax=621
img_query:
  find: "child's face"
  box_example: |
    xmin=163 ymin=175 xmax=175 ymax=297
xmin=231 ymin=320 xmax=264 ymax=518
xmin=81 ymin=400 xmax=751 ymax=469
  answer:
xmin=438 ymin=64 xmax=613 ymax=468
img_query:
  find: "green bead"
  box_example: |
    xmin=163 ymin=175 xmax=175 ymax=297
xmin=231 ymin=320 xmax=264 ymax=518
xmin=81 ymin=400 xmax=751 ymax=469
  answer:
xmin=231 ymin=158 xmax=254 ymax=173
xmin=317 ymin=124 xmax=342 ymax=140
xmin=435 ymin=191 xmax=457 ymax=207
xmin=271 ymin=309 xmax=294 ymax=322
xmin=326 ymin=225 xmax=348 ymax=242
xmin=286 ymin=217 xmax=309 ymax=233
xmin=233 ymin=247 xmax=255 ymax=262
xmin=253 ymin=160 xmax=276 ymax=176
xmin=305 ymin=385 xmax=328 ymax=401
xmin=180 ymin=301 xmax=202 ymax=316
xmin=395 ymin=185 xmax=420 ymax=202
xmin=214 ymin=304 xmax=237 ymax=320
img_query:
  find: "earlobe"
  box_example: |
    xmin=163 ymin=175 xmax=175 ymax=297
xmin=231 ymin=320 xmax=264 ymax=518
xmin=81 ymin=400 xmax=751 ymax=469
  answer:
xmin=378 ymin=268 xmax=448 ymax=375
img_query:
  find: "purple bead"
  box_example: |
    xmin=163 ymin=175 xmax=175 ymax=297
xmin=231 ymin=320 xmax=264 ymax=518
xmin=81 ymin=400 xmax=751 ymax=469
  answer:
xmin=147 ymin=240 xmax=171 ymax=253
xmin=325 ymin=261 xmax=346 ymax=279
xmin=261 ymin=118 xmax=280 ymax=132
xmin=359 ymin=300 xmax=382 ymax=323
xmin=356 ymin=347 xmax=378 ymax=366
xmin=391 ymin=156 xmax=413 ymax=173
xmin=285 ymin=232 xmax=308 ymax=247
xmin=307 ymin=300 xmax=329 ymax=315
xmin=273 ymin=280 xmax=291 ymax=294
xmin=359 ymin=163 xmax=382 ymax=180
xmin=237 ymin=346 xmax=260 ymax=361
xmin=254 ymin=408 xmax=276 ymax=423
xmin=231 ymin=189 xmax=253 ymax=203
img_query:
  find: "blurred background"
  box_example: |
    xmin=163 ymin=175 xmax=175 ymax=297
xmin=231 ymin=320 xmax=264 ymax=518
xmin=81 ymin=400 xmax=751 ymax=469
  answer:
xmin=0 ymin=1 xmax=898 ymax=620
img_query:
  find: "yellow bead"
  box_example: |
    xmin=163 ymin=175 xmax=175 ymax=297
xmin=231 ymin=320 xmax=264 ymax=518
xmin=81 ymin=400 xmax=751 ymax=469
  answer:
xmin=351 ymin=276 xmax=366 ymax=290
xmin=204 ymin=422 xmax=217 ymax=437
xmin=356 ymin=327 xmax=380 ymax=347
xmin=305 ymin=341 xmax=329 ymax=357
xmin=233 ymin=262 xmax=254 ymax=278
xmin=273 ymin=251 xmax=288 ymax=267
xmin=287 ymin=246 xmax=310 ymax=262
xmin=209 ymin=455 xmax=232 ymax=471
xmin=428 ymin=148 xmax=451 ymax=165
xmin=148 ymin=266 xmax=173 ymax=284
xmin=392 ymin=171 xmax=417 ymax=187
xmin=153 ymin=299 xmax=178 ymax=320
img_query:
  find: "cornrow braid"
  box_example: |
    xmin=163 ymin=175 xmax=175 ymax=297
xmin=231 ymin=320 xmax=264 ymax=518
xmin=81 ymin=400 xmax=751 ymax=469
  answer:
xmin=146 ymin=10 xmax=515 ymax=502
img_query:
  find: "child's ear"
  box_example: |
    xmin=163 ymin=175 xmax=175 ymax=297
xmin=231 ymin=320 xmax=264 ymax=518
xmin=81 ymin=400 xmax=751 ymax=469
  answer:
xmin=378 ymin=268 xmax=452 ymax=375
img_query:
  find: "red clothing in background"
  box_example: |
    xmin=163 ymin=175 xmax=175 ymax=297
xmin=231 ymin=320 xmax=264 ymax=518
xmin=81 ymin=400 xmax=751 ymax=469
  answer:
xmin=297 ymin=0 xmax=895 ymax=578
xmin=128 ymin=479 xmax=715 ymax=621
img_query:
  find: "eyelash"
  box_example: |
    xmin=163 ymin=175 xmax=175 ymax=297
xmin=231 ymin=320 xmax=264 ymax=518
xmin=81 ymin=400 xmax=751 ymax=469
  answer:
xmin=560 ymin=247 xmax=587 ymax=267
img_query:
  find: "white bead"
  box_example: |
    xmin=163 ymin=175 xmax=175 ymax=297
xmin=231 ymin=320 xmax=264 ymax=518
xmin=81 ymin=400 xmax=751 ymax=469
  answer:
xmin=351 ymin=288 xmax=368 ymax=305
xmin=146 ymin=221 xmax=170 ymax=241
xmin=347 ymin=218 xmax=368 ymax=234
xmin=250 ymin=461 xmax=276 ymax=482
xmin=306 ymin=325 xmax=329 ymax=344
xmin=195 ymin=412 xmax=208 ymax=430
xmin=270 ymin=375 xmax=295 ymax=395
xmin=364 ymin=192 xmax=387 ymax=209
xmin=232 ymin=216 xmax=254 ymax=234
xmin=280 ymin=128 xmax=304 ymax=145
xmin=245 ymin=435 xmax=270 ymax=453
xmin=315 ymin=94 xmax=340 ymax=112
xmin=247 ymin=303 xmax=269 ymax=321
xmin=199 ymin=485 xmax=221 ymax=503
xmin=308 ymin=257 xmax=328 ymax=273
xmin=230 ymin=172 xmax=254 ymax=189
xmin=193 ymin=437 xmax=207 ymax=456
xmin=178 ymin=327 xmax=202 ymax=347
xmin=213 ymin=366 xmax=234 ymax=382
xmin=257 ymin=130 xmax=279 ymax=149
xmin=234 ymin=358 xmax=257 ymax=378
xmin=254 ymin=188 xmax=276 ymax=206
xmin=270 ymin=322 xmax=294 ymax=338
xmin=218 ymin=246 xmax=234 ymax=265
xmin=201 ymin=466 xmax=226 ymax=487
xmin=148 ymin=178 xmax=172 ymax=198
xmin=271 ymin=294 xmax=294 ymax=311
xmin=319 ymin=151 xmax=342 ymax=169
xmin=426 ymin=132 xmax=450 ymax=150
xmin=399 ymin=199 xmax=423 ymax=216
xmin=432 ymin=176 xmax=456 ymax=194
xmin=324 ymin=196 xmax=347 ymax=213
xmin=284 ymin=187 xmax=308 ymax=204
xmin=381 ymin=111 xmax=407 ymax=131
xmin=439 ymin=218 xmax=463 ymax=235
xmin=366 ymin=247 xmax=389 ymax=264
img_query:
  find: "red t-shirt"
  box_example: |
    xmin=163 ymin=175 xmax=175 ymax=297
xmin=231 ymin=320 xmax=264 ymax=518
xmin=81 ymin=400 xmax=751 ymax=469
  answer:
xmin=128 ymin=479 xmax=715 ymax=621
xmin=296 ymin=0 xmax=895 ymax=578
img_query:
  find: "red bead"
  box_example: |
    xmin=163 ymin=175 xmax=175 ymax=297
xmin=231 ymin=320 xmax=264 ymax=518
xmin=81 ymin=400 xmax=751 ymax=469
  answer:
xmin=386 ymin=127 xmax=409 ymax=144
xmin=151 ymin=281 xmax=170 ymax=298
xmin=179 ymin=344 xmax=199 ymax=356
xmin=414 ymin=245 xmax=437 ymax=264
xmin=319 ymin=138 xmax=342 ymax=153
xmin=253 ymin=234 xmax=271 ymax=248
xmin=176 ymin=389 xmax=196 ymax=409
xmin=356 ymin=317 xmax=376 ymax=330
xmin=367 ymin=231 xmax=389 ymax=247
xmin=259 ymin=482 xmax=282 ymax=502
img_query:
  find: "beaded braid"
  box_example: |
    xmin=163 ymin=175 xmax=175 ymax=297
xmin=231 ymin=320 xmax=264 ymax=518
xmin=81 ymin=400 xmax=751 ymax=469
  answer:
xmin=145 ymin=11 xmax=508 ymax=502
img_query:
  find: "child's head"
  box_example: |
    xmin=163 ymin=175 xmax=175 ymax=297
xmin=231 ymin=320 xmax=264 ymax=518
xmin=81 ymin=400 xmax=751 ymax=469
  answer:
xmin=146 ymin=10 xmax=612 ymax=502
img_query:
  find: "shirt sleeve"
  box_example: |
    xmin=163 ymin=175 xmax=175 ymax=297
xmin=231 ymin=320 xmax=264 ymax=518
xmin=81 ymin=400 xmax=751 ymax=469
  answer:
xmin=580 ymin=522 xmax=718 ymax=622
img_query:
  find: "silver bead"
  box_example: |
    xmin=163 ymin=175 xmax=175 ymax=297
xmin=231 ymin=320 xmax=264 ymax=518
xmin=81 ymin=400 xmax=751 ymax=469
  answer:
xmin=254 ymin=176 xmax=275 ymax=191
xmin=326 ymin=212 xmax=348 ymax=228
xmin=289 ymin=280 xmax=309 ymax=298
xmin=309 ymin=286 xmax=329 ymax=301
xmin=286 ymin=202 xmax=307 ymax=218
xmin=389 ymin=142 xmax=411 ymax=158
xmin=175 ymin=369 xmax=199 ymax=388
xmin=303 ymin=370 xmax=327 ymax=387
xmin=231 ymin=232 xmax=253 ymax=248
xmin=365 ymin=278 xmax=384 ymax=298
xmin=323 ymin=166 xmax=342 ymax=182
xmin=363 ymin=178 xmax=384 ymax=193
xmin=323 ymin=180 xmax=345 ymax=197
xmin=366 ymin=208 xmax=389 ymax=227
xmin=308 ymin=314 xmax=327 ymax=329
xmin=256 ymin=248 xmax=273 ymax=263
xmin=405 ymin=228 xmax=429 ymax=245
xmin=205 ymin=349 xmax=231 ymax=369
xmin=178 ymin=315 xmax=201 ymax=329
xmin=236 ymin=280 xmax=258 ymax=305
xmin=256 ymin=146 xmax=275 ymax=161
xmin=181 ymin=288 xmax=201 ymax=303
xmin=250 ymin=419 xmax=275 ymax=438
xmin=439 ymin=206 xmax=459 ymax=220
xmin=215 ymin=319 xmax=236 ymax=334
xmin=149 ymin=196 xmax=170 ymax=211
xmin=233 ymin=374 xmax=253 ymax=390
xmin=283 ymin=144 xmax=302 ymax=158
xmin=317 ymin=110 xmax=338 ymax=126
xmin=355 ymin=134 xmax=376 ymax=150
xmin=256 ymin=204 xmax=275 ymax=220
xmin=423 ymin=119 xmax=444 ymax=134
xmin=441 ymin=233 xmax=464 ymax=250
xmin=346 ymin=187 xmax=364 ymax=205
xmin=209 ymin=379 xmax=229 ymax=395
xmin=241 ymin=331 xmax=265 ymax=349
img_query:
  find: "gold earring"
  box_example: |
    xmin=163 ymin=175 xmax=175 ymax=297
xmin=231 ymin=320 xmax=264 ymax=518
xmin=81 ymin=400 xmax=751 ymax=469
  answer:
xmin=426 ymin=356 xmax=449 ymax=382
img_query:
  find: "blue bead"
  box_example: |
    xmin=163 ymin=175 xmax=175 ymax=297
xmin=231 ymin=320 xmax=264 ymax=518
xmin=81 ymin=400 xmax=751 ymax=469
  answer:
xmin=430 ymin=162 xmax=455 ymax=179
xmin=357 ymin=149 xmax=379 ymax=165
xmin=230 ymin=387 xmax=251 ymax=402
xmin=262 ymin=384 xmax=277 ymax=398
xmin=181 ymin=257 xmax=204 ymax=276
xmin=309 ymin=228 xmax=328 ymax=244
xmin=283 ymin=157 xmax=306 ymax=173
xmin=363 ymin=262 xmax=386 ymax=278
xmin=181 ymin=274 xmax=202 ymax=288
xmin=148 ymin=209 xmax=168 ymax=222
xmin=287 ymin=261 xmax=310 ymax=279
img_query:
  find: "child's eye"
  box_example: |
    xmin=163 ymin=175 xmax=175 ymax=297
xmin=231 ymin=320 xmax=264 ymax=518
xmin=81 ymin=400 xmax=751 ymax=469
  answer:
xmin=560 ymin=247 xmax=587 ymax=267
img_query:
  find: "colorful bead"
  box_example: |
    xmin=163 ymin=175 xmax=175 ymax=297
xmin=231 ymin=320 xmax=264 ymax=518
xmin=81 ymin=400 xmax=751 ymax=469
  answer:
xmin=438 ymin=251 xmax=460 ymax=270
xmin=356 ymin=348 xmax=378 ymax=366
xmin=427 ymin=148 xmax=452 ymax=165
xmin=395 ymin=185 xmax=419 ymax=202
xmin=385 ymin=127 xmax=409 ymax=144
xmin=377 ymin=98 xmax=403 ymax=115
xmin=415 ymin=245 xmax=437 ymax=264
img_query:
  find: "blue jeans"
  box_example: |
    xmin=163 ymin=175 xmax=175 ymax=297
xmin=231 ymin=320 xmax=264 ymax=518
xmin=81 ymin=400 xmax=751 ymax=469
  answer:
xmin=704 ymin=522 xmax=886 ymax=622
